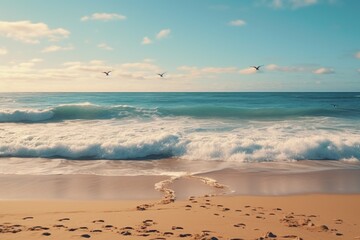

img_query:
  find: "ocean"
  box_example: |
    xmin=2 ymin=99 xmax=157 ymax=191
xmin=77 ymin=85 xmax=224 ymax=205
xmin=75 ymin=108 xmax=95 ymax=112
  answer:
xmin=0 ymin=92 xmax=359 ymax=177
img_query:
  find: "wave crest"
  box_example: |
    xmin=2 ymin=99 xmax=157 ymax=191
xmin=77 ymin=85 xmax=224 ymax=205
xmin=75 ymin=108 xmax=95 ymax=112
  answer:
xmin=0 ymin=103 xmax=158 ymax=122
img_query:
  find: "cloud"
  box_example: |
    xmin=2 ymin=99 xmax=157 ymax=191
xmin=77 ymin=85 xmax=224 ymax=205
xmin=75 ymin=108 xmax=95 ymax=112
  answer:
xmin=42 ymin=45 xmax=73 ymax=53
xmin=0 ymin=21 xmax=69 ymax=44
xmin=178 ymin=66 xmax=237 ymax=79
xmin=267 ymin=63 xmax=335 ymax=74
xmin=0 ymin=47 xmax=7 ymax=55
xmin=156 ymin=29 xmax=171 ymax=39
xmin=266 ymin=64 xmax=307 ymax=72
xmin=355 ymin=51 xmax=360 ymax=59
xmin=10 ymin=58 xmax=43 ymax=69
xmin=97 ymin=43 xmax=113 ymax=51
xmin=229 ymin=19 xmax=246 ymax=27
xmin=81 ymin=13 xmax=126 ymax=21
xmin=313 ymin=67 xmax=335 ymax=74
xmin=142 ymin=36 xmax=152 ymax=45
xmin=61 ymin=59 xmax=163 ymax=80
xmin=265 ymin=0 xmax=319 ymax=9
xmin=239 ymin=67 xmax=257 ymax=74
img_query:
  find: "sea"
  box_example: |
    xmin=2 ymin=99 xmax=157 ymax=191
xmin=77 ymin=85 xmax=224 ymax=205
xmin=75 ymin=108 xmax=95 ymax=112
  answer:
xmin=0 ymin=92 xmax=360 ymax=177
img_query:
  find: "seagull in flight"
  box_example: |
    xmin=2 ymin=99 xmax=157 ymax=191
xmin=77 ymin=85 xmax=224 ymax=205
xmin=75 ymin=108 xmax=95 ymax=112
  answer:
xmin=331 ymin=104 xmax=337 ymax=108
xmin=158 ymin=72 xmax=166 ymax=78
xmin=103 ymin=71 xmax=111 ymax=76
xmin=251 ymin=65 xmax=263 ymax=71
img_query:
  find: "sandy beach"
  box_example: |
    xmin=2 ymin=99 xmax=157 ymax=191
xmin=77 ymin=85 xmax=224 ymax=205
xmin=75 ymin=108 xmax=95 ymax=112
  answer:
xmin=1 ymin=166 xmax=360 ymax=240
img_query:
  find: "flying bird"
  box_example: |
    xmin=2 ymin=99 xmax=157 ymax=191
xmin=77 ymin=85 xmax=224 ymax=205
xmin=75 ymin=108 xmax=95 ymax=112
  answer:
xmin=158 ymin=72 xmax=166 ymax=78
xmin=331 ymin=104 xmax=337 ymax=108
xmin=103 ymin=71 xmax=111 ymax=76
xmin=251 ymin=65 xmax=263 ymax=71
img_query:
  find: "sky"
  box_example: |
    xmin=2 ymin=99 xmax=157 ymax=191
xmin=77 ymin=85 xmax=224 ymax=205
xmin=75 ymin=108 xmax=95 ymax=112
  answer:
xmin=0 ymin=0 xmax=359 ymax=92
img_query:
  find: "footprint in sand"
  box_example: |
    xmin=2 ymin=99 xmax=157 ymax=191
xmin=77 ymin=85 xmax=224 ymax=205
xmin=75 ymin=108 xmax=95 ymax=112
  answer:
xmin=120 ymin=230 xmax=132 ymax=236
xmin=143 ymin=219 xmax=156 ymax=225
xmin=28 ymin=226 xmax=49 ymax=231
xmin=58 ymin=218 xmax=70 ymax=221
xmin=138 ymin=233 xmax=150 ymax=236
xmin=164 ymin=231 xmax=174 ymax=236
xmin=121 ymin=226 xmax=134 ymax=230
xmin=334 ymin=219 xmax=343 ymax=224
xmin=92 ymin=219 xmax=104 ymax=223
xmin=179 ymin=233 xmax=192 ymax=237
xmin=91 ymin=229 xmax=102 ymax=232
xmin=234 ymin=223 xmax=246 ymax=228
xmin=53 ymin=224 xmax=66 ymax=228
xmin=42 ymin=232 xmax=51 ymax=236
xmin=22 ymin=216 xmax=34 ymax=220
xmin=81 ymin=234 xmax=91 ymax=238
xmin=263 ymin=231 xmax=277 ymax=238
xmin=172 ymin=226 xmax=184 ymax=230
xmin=282 ymin=234 xmax=303 ymax=239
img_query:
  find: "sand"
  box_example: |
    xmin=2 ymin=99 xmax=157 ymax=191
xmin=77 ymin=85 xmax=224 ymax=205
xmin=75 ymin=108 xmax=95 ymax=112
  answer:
xmin=1 ymin=167 xmax=360 ymax=240
xmin=1 ymin=195 xmax=359 ymax=240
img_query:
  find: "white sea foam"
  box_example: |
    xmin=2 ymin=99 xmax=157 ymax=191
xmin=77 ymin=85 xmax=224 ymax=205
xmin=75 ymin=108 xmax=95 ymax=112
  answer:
xmin=0 ymin=118 xmax=359 ymax=163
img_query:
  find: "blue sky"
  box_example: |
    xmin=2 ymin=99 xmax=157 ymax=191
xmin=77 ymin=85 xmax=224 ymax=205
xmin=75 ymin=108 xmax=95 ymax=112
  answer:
xmin=0 ymin=0 xmax=359 ymax=92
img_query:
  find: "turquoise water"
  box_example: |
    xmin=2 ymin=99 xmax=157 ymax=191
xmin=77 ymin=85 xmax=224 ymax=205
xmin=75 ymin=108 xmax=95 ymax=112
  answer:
xmin=1 ymin=92 xmax=360 ymax=121
xmin=0 ymin=92 xmax=359 ymax=169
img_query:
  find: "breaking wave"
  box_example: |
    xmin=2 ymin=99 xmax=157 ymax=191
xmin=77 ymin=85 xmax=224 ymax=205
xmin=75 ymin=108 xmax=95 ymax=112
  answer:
xmin=0 ymin=119 xmax=359 ymax=161
xmin=1 ymin=103 xmax=359 ymax=123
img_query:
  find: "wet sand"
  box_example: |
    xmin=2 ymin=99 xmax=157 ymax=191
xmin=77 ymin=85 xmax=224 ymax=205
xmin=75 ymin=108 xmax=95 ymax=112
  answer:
xmin=1 ymin=167 xmax=360 ymax=200
xmin=0 ymin=167 xmax=360 ymax=239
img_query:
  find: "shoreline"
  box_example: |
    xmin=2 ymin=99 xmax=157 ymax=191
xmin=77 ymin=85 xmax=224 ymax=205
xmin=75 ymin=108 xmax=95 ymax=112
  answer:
xmin=1 ymin=166 xmax=360 ymax=201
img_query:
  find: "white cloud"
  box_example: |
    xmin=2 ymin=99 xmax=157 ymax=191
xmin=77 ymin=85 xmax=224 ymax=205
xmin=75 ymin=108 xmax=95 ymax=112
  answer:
xmin=267 ymin=63 xmax=335 ymax=74
xmin=0 ymin=47 xmax=7 ymax=55
xmin=266 ymin=64 xmax=307 ymax=72
xmin=355 ymin=51 xmax=360 ymax=59
xmin=229 ymin=19 xmax=246 ymax=27
xmin=201 ymin=67 xmax=237 ymax=74
xmin=42 ymin=45 xmax=73 ymax=53
xmin=0 ymin=21 xmax=69 ymax=44
xmin=10 ymin=58 xmax=43 ymax=69
xmin=239 ymin=67 xmax=257 ymax=74
xmin=178 ymin=66 xmax=237 ymax=79
xmin=313 ymin=67 xmax=335 ymax=74
xmin=266 ymin=0 xmax=319 ymax=9
xmin=156 ymin=29 xmax=171 ymax=39
xmin=97 ymin=43 xmax=113 ymax=51
xmin=81 ymin=13 xmax=126 ymax=21
xmin=142 ymin=36 xmax=152 ymax=45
